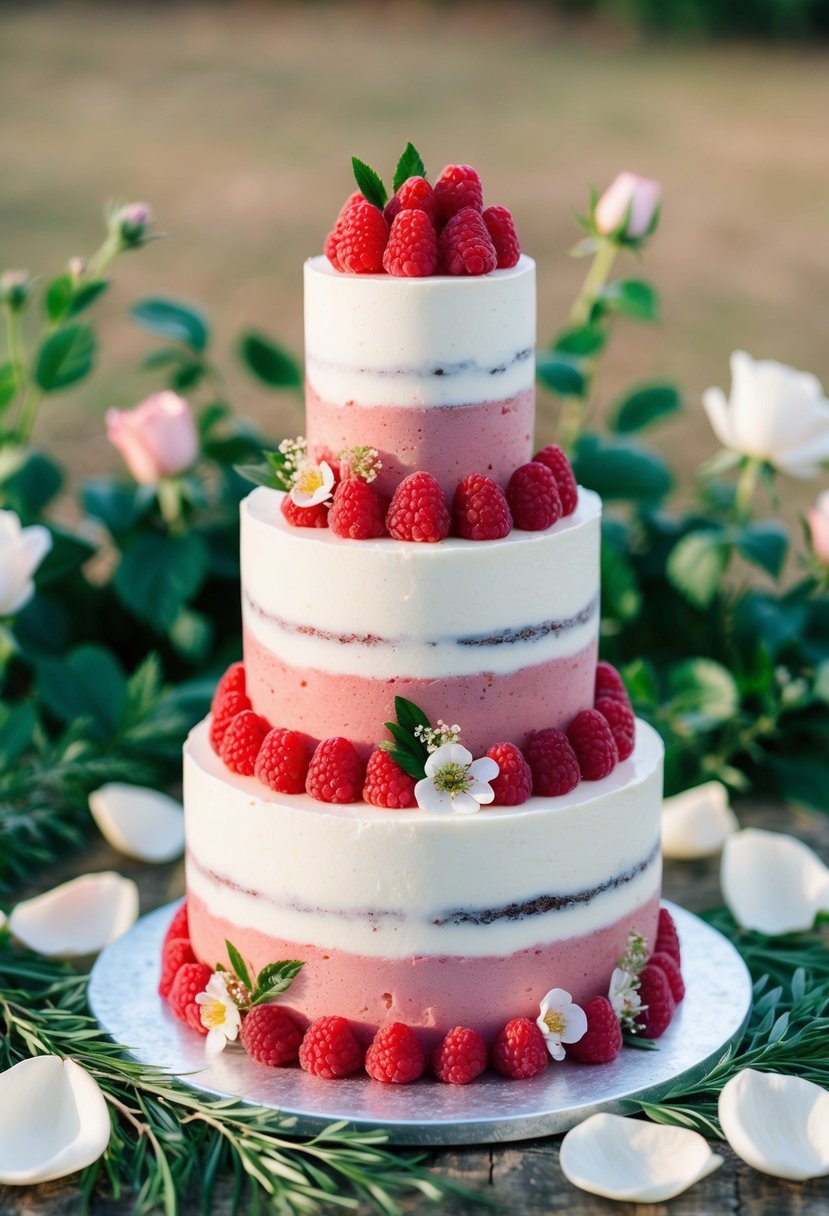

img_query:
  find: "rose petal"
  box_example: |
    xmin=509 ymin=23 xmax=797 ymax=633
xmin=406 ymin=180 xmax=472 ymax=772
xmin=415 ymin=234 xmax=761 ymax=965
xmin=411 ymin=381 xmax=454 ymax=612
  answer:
xmin=89 ymin=782 xmax=184 ymax=863
xmin=719 ymin=1069 xmax=829 ymax=1182
xmin=661 ymin=781 xmax=739 ymax=860
xmin=720 ymin=829 xmax=829 ymax=934
xmin=9 ymin=872 xmax=139 ymax=957
xmin=0 ymin=1056 xmax=110 ymax=1185
xmin=560 ymin=1113 xmax=723 ymax=1203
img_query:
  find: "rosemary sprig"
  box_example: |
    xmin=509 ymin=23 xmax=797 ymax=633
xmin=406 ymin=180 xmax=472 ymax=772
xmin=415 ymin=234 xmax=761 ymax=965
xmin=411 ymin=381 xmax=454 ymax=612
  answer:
xmin=0 ymin=942 xmax=478 ymax=1215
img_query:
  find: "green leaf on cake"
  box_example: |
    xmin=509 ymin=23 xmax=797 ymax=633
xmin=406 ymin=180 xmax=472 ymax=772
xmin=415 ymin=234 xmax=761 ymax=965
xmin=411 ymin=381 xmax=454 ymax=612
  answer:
xmin=251 ymin=960 xmax=304 ymax=1006
xmin=234 ymin=447 xmax=296 ymax=492
xmin=394 ymin=696 xmax=431 ymax=735
xmin=393 ymin=141 xmax=426 ymax=191
xmin=352 ymin=156 xmax=388 ymax=210
xmin=380 ymin=696 xmax=431 ymax=780
xmin=225 ymin=940 xmax=253 ymax=991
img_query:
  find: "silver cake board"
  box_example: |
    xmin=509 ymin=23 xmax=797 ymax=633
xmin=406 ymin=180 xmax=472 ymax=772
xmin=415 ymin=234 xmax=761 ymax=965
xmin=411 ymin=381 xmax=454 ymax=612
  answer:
xmin=88 ymin=900 xmax=752 ymax=1145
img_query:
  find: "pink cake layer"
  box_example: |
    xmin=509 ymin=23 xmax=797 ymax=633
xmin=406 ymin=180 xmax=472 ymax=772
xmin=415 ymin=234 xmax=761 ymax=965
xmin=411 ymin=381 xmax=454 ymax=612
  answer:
xmin=187 ymin=889 xmax=661 ymax=1047
xmin=243 ymin=629 xmax=599 ymax=757
xmin=306 ymin=384 xmax=534 ymax=498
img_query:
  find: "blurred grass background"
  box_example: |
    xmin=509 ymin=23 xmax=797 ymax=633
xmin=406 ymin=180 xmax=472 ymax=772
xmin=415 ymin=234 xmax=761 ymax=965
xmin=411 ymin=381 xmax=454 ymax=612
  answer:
xmin=1 ymin=0 xmax=829 ymax=514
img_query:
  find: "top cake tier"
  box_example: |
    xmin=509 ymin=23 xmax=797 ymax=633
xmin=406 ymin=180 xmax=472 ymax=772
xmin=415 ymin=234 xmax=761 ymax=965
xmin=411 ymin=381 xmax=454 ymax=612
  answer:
xmin=304 ymin=254 xmax=536 ymax=498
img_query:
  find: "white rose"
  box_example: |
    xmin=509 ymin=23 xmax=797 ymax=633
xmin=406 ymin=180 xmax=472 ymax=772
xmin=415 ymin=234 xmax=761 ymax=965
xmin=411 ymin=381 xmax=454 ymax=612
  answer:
xmin=703 ymin=351 xmax=829 ymax=478
xmin=0 ymin=510 xmax=52 ymax=618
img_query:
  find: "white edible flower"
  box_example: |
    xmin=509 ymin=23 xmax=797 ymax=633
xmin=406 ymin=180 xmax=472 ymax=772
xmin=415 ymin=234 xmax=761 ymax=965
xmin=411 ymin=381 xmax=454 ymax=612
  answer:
xmin=536 ymin=987 xmax=588 ymax=1061
xmin=661 ymin=781 xmax=739 ymax=860
xmin=720 ymin=828 xmax=829 ymax=935
xmin=718 ymin=1069 xmax=829 ymax=1182
xmin=560 ymin=1113 xmax=723 ymax=1203
xmin=0 ymin=1056 xmax=111 ymax=1185
xmin=195 ymin=971 xmax=242 ymax=1056
xmin=703 ymin=351 xmax=829 ymax=478
xmin=414 ymin=742 xmax=498 ymax=814
xmin=290 ymin=460 xmax=335 ymax=508
xmin=608 ymin=967 xmax=643 ymax=1029
xmin=0 ymin=509 xmax=52 ymax=619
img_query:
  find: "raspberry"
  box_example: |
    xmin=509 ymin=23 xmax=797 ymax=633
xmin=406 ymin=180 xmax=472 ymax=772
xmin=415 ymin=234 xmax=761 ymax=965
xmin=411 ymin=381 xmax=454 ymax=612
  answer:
xmin=636 ymin=963 xmax=677 ymax=1039
xmin=595 ymin=695 xmax=636 ymax=762
xmin=648 ymin=951 xmax=685 ymax=1004
xmin=595 ymin=661 xmax=629 ymax=705
xmin=168 ymin=962 xmax=212 ymax=1033
xmin=365 ymin=1022 xmax=426 ymax=1084
xmin=532 ymin=444 xmax=579 ymax=516
xmin=336 ymin=197 xmax=388 ymax=274
xmin=654 ymin=907 xmax=681 ymax=967
xmin=491 ymin=1017 xmax=548 ymax=1079
xmin=299 ymin=1015 xmax=363 ymax=1079
xmin=383 ymin=210 xmax=438 ymax=277
xmin=431 ymin=1025 xmax=488 ymax=1085
xmin=384 ymin=175 xmax=436 ymax=225
xmin=523 ymin=728 xmax=580 ymax=797
xmin=439 ymin=207 xmax=497 ymax=277
xmin=329 ymin=478 xmax=385 ymax=540
xmin=566 ymin=997 xmax=623 ymax=1065
xmin=162 ymin=900 xmax=190 ymax=949
xmin=214 ymin=661 xmax=246 ymax=703
xmin=483 ymin=205 xmax=521 ymax=269
xmin=506 ymin=462 xmax=563 ymax=531
xmin=158 ymin=936 xmax=196 ymax=999
xmin=281 ymin=494 xmax=330 ymax=529
xmin=433 ymin=164 xmax=484 ymax=224
xmin=209 ymin=689 xmax=251 ymax=754
xmin=324 ymin=191 xmax=362 ymax=270
xmin=306 ymin=737 xmax=366 ymax=804
xmin=452 ymin=473 xmax=512 ymax=541
xmin=240 ymin=1003 xmax=304 ymax=1067
xmin=386 ymin=471 xmax=450 ymax=543
xmin=255 ymin=727 xmax=311 ymax=795
xmin=567 ymin=709 xmax=619 ymax=781
xmin=220 ymin=709 xmax=270 ymax=776
xmin=363 ymin=748 xmax=417 ymax=809
xmin=486 ymin=742 xmax=533 ymax=806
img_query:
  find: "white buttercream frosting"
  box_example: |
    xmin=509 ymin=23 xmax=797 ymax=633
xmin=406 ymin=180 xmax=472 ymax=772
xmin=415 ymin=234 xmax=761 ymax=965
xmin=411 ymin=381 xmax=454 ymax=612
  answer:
xmin=241 ymin=485 xmax=600 ymax=679
xmin=304 ymin=254 xmax=536 ymax=407
xmin=184 ymin=718 xmax=663 ymax=959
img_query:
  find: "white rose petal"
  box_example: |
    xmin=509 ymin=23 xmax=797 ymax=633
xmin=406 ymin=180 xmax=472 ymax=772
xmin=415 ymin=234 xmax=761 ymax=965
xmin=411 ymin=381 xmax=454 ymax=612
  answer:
xmin=560 ymin=1113 xmax=723 ymax=1203
xmin=0 ymin=510 xmax=52 ymax=618
xmin=661 ymin=781 xmax=739 ymax=860
xmin=0 ymin=1056 xmax=111 ymax=1185
xmin=9 ymin=872 xmax=139 ymax=957
xmin=703 ymin=351 xmax=829 ymax=478
xmin=719 ymin=1069 xmax=829 ymax=1182
xmin=89 ymin=782 xmax=184 ymax=863
xmin=720 ymin=828 xmax=829 ymax=934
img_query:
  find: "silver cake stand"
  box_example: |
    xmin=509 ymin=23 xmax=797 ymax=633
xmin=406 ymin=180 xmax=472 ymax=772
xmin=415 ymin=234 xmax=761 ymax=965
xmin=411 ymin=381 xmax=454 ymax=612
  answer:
xmin=88 ymin=900 xmax=751 ymax=1145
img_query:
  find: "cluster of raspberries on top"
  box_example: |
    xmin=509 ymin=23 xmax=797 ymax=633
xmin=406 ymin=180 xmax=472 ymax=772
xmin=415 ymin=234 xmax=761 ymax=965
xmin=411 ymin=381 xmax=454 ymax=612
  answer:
xmin=283 ymin=444 xmax=578 ymax=541
xmin=326 ymin=164 xmax=520 ymax=278
xmin=207 ymin=659 xmax=636 ymax=809
xmin=161 ymin=905 xmax=684 ymax=1080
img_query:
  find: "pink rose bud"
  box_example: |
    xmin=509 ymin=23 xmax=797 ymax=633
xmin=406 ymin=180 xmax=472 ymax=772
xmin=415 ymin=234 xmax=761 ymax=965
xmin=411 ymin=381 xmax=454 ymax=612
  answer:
xmin=106 ymin=392 xmax=198 ymax=484
xmin=0 ymin=269 xmax=32 ymax=311
xmin=594 ymin=172 xmax=661 ymax=240
xmin=67 ymin=257 xmax=87 ymax=281
xmin=807 ymin=491 xmax=829 ymax=566
xmin=111 ymin=201 xmax=154 ymax=248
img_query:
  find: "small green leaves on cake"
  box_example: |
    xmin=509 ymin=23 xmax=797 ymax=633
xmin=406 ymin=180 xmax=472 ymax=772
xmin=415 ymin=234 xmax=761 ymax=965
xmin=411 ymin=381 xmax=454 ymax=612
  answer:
xmin=380 ymin=696 xmax=432 ymax=779
xmin=351 ymin=156 xmax=388 ymax=211
xmin=393 ymin=141 xmax=427 ymax=193
xmin=222 ymin=939 xmax=304 ymax=1009
xmin=235 ymin=435 xmax=307 ymax=492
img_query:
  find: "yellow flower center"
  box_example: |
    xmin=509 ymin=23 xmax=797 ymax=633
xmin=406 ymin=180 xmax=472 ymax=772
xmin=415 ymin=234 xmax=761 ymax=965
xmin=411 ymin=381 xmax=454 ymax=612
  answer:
xmin=434 ymin=762 xmax=473 ymax=796
xmin=200 ymin=999 xmax=228 ymax=1030
xmin=543 ymin=1010 xmax=566 ymax=1036
xmin=296 ymin=466 xmax=324 ymax=494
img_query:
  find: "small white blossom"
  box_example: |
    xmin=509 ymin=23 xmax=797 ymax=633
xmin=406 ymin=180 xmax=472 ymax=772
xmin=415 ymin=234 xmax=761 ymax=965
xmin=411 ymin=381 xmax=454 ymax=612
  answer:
xmin=278 ymin=435 xmax=307 ymax=473
xmin=196 ymin=971 xmax=242 ymax=1056
xmin=536 ymin=988 xmax=588 ymax=1061
xmin=290 ymin=460 xmax=335 ymax=508
xmin=414 ymin=742 xmax=498 ymax=814
xmin=414 ymin=720 xmax=462 ymax=752
xmin=339 ymin=445 xmax=382 ymax=483
xmin=608 ymin=967 xmax=644 ymax=1031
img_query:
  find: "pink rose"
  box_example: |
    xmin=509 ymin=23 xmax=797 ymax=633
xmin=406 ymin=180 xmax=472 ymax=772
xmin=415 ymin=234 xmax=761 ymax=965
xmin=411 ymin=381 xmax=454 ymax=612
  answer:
xmin=807 ymin=491 xmax=829 ymax=566
xmin=106 ymin=392 xmax=198 ymax=484
xmin=594 ymin=172 xmax=661 ymax=240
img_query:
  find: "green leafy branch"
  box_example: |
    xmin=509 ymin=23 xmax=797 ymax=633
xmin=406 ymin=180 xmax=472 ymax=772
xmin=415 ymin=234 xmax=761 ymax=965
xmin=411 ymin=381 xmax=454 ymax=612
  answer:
xmin=223 ymin=940 xmax=304 ymax=1008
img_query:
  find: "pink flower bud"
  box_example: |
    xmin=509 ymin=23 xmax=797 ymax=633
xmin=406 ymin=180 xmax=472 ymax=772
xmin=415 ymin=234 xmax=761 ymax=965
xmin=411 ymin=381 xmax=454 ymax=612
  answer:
xmin=0 ymin=269 xmax=32 ymax=311
xmin=594 ymin=172 xmax=661 ymax=240
xmin=110 ymin=201 xmax=154 ymax=248
xmin=807 ymin=491 xmax=829 ymax=566
xmin=106 ymin=392 xmax=198 ymax=484
xmin=67 ymin=257 xmax=87 ymax=281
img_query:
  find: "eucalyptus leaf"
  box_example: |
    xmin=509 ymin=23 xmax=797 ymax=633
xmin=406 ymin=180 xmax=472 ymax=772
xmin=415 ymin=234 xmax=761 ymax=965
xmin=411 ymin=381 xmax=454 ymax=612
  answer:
xmin=34 ymin=324 xmax=96 ymax=392
xmin=131 ymin=297 xmax=209 ymax=353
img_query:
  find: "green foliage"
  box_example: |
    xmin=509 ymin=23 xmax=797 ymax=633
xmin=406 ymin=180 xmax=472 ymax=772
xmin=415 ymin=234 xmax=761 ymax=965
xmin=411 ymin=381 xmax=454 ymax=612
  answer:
xmin=115 ymin=533 xmax=209 ymax=633
xmin=536 ymin=352 xmax=586 ymax=396
xmin=612 ymin=382 xmax=682 ymax=433
xmin=351 ymin=155 xmax=388 ymax=209
xmin=131 ymin=297 xmax=210 ymax=353
xmin=393 ymin=141 xmax=426 ymax=191
xmin=380 ymin=696 xmax=432 ymax=780
xmin=572 ymin=433 xmax=673 ymax=500
xmin=601 ymin=278 xmax=660 ymax=322
xmin=34 ymin=323 xmax=96 ymax=391
xmin=239 ymin=330 xmax=302 ymax=390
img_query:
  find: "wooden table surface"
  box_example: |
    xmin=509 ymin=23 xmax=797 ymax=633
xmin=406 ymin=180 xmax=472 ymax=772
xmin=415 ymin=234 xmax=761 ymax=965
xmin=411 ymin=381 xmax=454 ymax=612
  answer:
xmin=2 ymin=800 xmax=828 ymax=1216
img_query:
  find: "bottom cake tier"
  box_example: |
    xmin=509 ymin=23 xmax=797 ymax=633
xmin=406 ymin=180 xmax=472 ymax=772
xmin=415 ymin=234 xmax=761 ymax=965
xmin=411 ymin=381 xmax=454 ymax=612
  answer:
xmin=183 ymin=719 xmax=663 ymax=1045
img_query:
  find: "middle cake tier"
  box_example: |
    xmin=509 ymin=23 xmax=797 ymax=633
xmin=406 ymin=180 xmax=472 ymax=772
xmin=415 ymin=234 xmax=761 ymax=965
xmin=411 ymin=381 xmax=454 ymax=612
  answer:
xmin=242 ymin=485 xmax=600 ymax=755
